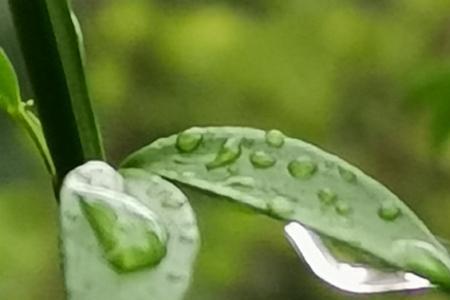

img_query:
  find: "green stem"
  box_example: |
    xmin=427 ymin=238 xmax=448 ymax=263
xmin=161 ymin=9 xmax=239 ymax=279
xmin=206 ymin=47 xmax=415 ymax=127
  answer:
xmin=9 ymin=0 xmax=104 ymax=187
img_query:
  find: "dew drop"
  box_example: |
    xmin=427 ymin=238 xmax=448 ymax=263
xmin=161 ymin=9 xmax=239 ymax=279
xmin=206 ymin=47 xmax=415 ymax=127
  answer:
xmin=288 ymin=157 xmax=317 ymax=179
xmin=335 ymin=200 xmax=351 ymax=215
xmin=80 ymin=199 xmax=167 ymax=273
xmin=167 ymin=272 xmax=186 ymax=282
xmin=223 ymin=176 xmax=256 ymax=188
xmin=265 ymin=129 xmax=285 ymax=148
xmin=338 ymin=166 xmax=357 ymax=183
xmin=378 ymin=201 xmax=401 ymax=221
xmin=250 ymin=151 xmax=276 ymax=168
xmin=268 ymin=196 xmax=294 ymax=216
xmin=206 ymin=138 xmax=241 ymax=169
xmin=176 ymin=130 xmax=202 ymax=153
xmin=161 ymin=193 xmax=186 ymax=209
xmin=317 ymin=188 xmax=337 ymax=205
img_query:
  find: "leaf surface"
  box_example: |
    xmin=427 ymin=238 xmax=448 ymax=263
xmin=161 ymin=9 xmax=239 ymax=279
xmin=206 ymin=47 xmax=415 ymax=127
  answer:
xmin=122 ymin=126 xmax=450 ymax=287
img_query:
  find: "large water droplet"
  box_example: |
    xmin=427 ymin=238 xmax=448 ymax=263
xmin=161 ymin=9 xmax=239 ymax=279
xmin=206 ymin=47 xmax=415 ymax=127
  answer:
xmin=378 ymin=201 xmax=401 ymax=221
xmin=268 ymin=196 xmax=294 ymax=216
xmin=206 ymin=138 xmax=241 ymax=169
xmin=265 ymin=129 xmax=285 ymax=148
xmin=80 ymin=199 xmax=167 ymax=273
xmin=338 ymin=166 xmax=357 ymax=183
xmin=288 ymin=157 xmax=317 ymax=179
xmin=250 ymin=151 xmax=276 ymax=168
xmin=176 ymin=130 xmax=202 ymax=153
xmin=335 ymin=200 xmax=351 ymax=215
xmin=317 ymin=188 xmax=337 ymax=205
xmin=393 ymin=240 xmax=450 ymax=287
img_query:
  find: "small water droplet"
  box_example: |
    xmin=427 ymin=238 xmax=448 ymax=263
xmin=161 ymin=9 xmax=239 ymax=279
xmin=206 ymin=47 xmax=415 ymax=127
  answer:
xmin=223 ymin=176 xmax=256 ymax=188
xmin=227 ymin=165 xmax=239 ymax=175
xmin=250 ymin=151 xmax=276 ymax=168
xmin=206 ymin=138 xmax=241 ymax=169
xmin=161 ymin=193 xmax=186 ymax=209
xmin=288 ymin=157 xmax=317 ymax=179
xmin=338 ymin=166 xmax=357 ymax=183
xmin=179 ymin=228 xmax=197 ymax=244
xmin=335 ymin=200 xmax=351 ymax=215
xmin=265 ymin=129 xmax=285 ymax=148
xmin=268 ymin=196 xmax=295 ymax=216
xmin=80 ymin=199 xmax=167 ymax=273
xmin=378 ymin=201 xmax=401 ymax=221
xmin=167 ymin=272 xmax=186 ymax=282
xmin=317 ymin=188 xmax=337 ymax=205
xmin=181 ymin=171 xmax=195 ymax=178
xmin=176 ymin=130 xmax=203 ymax=153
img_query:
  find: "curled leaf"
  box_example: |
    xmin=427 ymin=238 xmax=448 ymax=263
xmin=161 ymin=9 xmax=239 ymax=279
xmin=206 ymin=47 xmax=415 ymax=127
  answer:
xmin=122 ymin=126 xmax=450 ymax=287
xmin=60 ymin=161 xmax=199 ymax=300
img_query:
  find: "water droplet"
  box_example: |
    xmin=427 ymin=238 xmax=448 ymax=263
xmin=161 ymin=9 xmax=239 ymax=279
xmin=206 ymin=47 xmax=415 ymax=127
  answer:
xmin=176 ymin=130 xmax=202 ymax=153
xmin=206 ymin=138 xmax=241 ymax=169
xmin=161 ymin=193 xmax=186 ymax=209
xmin=378 ymin=201 xmax=401 ymax=221
xmin=288 ymin=157 xmax=317 ymax=179
xmin=317 ymin=188 xmax=337 ymax=205
xmin=181 ymin=171 xmax=195 ymax=178
xmin=179 ymin=228 xmax=197 ymax=244
xmin=393 ymin=240 xmax=450 ymax=287
xmin=338 ymin=166 xmax=357 ymax=183
xmin=241 ymin=138 xmax=255 ymax=148
xmin=80 ymin=199 xmax=167 ymax=273
xmin=227 ymin=165 xmax=239 ymax=175
xmin=268 ymin=196 xmax=294 ymax=216
xmin=167 ymin=272 xmax=186 ymax=282
xmin=250 ymin=151 xmax=276 ymax=168
xmin=335 ymin=200 xmax=351 ymax=215
xmin=265 ymin=129 xmax=285 ymax=148
xmin=223 ymin=176 xmax=256 ymax=188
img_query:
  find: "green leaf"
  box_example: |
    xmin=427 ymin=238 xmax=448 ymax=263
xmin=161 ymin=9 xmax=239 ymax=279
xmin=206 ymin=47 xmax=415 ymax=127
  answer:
xmin=0 ymin=48 xmax=21 ymax=115
xmin=60 ymin=161 xmax=199 ymax=300
xmin=0 ymin=49 xmax=55 ymax=176
xmin=121 ymin=126 xmax=450 ymax=287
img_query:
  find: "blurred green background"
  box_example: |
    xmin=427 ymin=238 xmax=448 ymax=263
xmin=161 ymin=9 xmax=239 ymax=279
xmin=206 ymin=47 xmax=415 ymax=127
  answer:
xmin=1 ymin=0 xmax=450 ymax=299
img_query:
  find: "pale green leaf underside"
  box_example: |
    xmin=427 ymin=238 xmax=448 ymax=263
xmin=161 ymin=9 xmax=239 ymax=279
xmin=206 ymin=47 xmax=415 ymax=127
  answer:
xmin=60 ymin=161 xmax=199 ymax=300
xmin=121 ymin=126 xmax=450 ymax=286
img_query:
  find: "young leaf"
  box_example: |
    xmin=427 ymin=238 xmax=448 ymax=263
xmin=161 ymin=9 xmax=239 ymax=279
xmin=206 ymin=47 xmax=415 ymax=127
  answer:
xmin=121 ymin=126 xmax=450 ymax=287
xmin=0 ymin=48 xmax=21 ymax=115
xmin=0 ymin=49 xmax=55 ymax=176
xmin=60 ymin=161 xmax=199 ymax=300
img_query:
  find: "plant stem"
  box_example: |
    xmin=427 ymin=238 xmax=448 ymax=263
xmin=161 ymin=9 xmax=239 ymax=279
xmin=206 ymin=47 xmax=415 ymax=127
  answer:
xmin=9 ymin=0 xmax=104 ymax=187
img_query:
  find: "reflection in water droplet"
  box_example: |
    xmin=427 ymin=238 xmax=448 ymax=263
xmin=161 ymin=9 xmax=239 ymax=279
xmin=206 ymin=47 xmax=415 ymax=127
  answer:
xmin=268 ymin=196 xmax=294 ymax=216
xmin=223 ymin=176 xmax=256 ymax=188
xmin=317 ymin=188 xmax=337 ymax=205
xmin=378 ymin=201 xmax=401 ymax=221
xmin=393 ymin=239 xmax=450 ymax=287
xmin=206 ymin=138 xmax=241 ymax=169
xmin=265 ymin=129 xmax=285 ymax=148
xmin=338 ymin=166 xmax=357 ymax=183
xmin=176 ymin=130 xmax=203 ymax=153
xmin=335 ymin=200 xmax=351 ymax=215
xmin=80 ymin=199 xmax=167 ymax=273
xmin=250 ymin=151 xmax=276 ymax=168
xmin=288 ymin=157 xmax=317 ymax=179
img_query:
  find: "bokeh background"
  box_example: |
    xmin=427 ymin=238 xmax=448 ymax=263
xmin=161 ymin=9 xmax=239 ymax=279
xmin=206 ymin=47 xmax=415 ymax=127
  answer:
xmin=1 ymin=0 xmax=450 ymax=299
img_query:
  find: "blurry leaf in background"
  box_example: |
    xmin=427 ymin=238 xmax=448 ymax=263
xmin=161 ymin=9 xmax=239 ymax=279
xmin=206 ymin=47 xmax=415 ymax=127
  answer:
xmin=407 ymin=62 xmax=450 ymax=150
